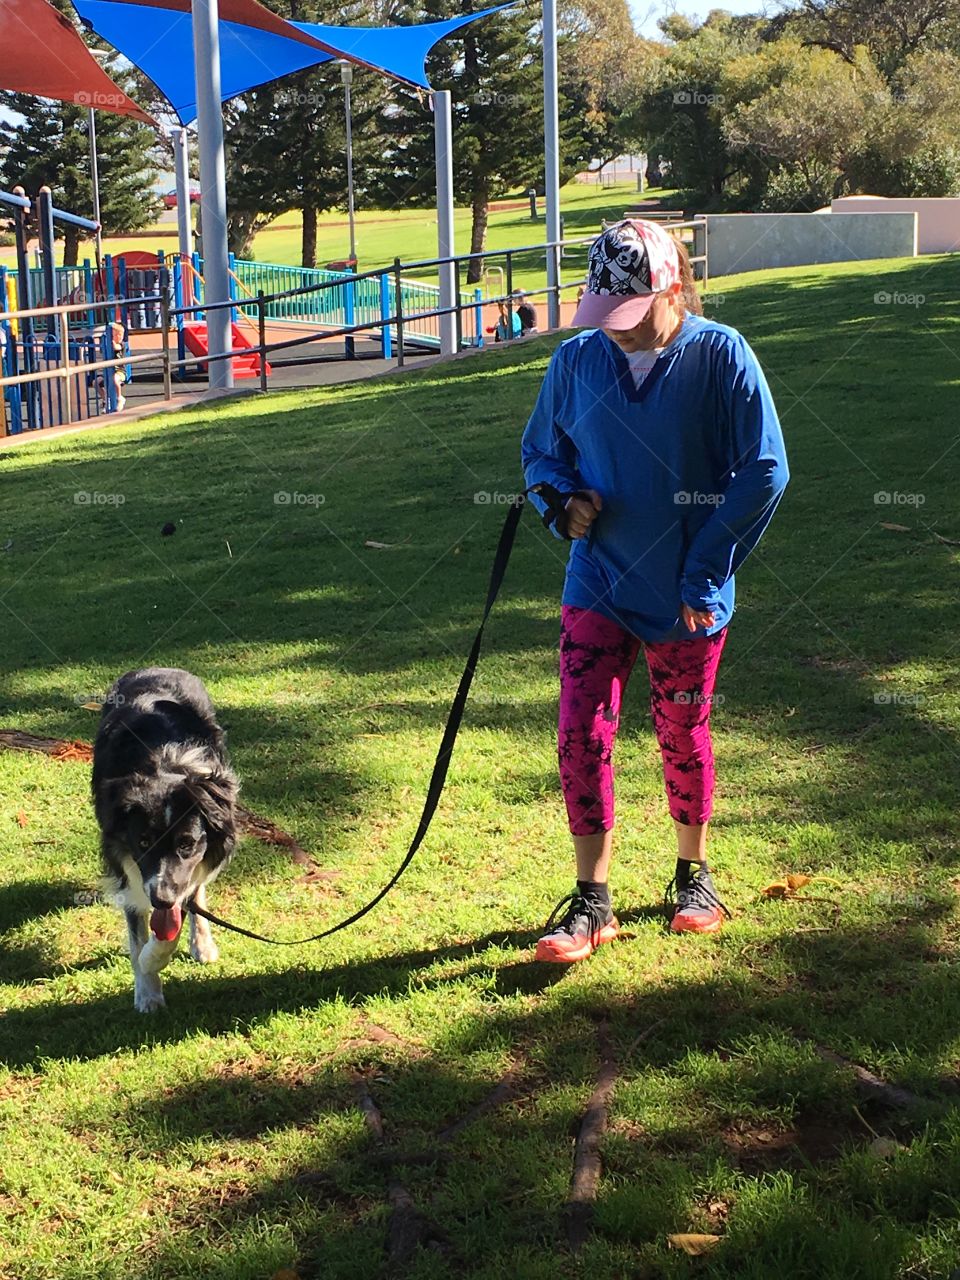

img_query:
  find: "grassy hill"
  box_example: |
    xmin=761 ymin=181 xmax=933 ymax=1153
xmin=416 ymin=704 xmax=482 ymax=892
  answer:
xmin=1 ymin=252 xmax=960 ymax=1278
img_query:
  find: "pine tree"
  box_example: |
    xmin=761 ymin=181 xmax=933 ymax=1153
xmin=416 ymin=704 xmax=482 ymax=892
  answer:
xmin=368 ymin=0 xmax=552 ymax=282
xmin=0 ymin=63 xmax=161 ymax=265
xmin=222 ymin=0 xmax=388 ymax=265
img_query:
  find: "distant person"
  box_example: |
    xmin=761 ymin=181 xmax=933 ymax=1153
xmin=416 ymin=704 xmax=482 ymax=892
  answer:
xmin=521 ymin=218 xmax=789 ymax=961
xmin=491 ymin=300 xmax=522 ymax=343
xmin=515 ymin=294 xmax=538 ymax=335
xmin=95 ymin=320 xmax=127 ymax=413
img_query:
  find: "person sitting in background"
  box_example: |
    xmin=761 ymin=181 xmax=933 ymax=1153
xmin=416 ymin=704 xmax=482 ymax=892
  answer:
xmin=491 ymin=300 xmax=522 ymax=343
xmin=95 ymin=320 xmax=127 ymax=413
xmin=516 ymin=294 xmax=538 ymax=335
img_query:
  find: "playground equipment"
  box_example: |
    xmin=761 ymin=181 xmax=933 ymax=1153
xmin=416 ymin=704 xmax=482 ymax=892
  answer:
xmin=182 ymin=321 xmax=270 ymax=379
xmin=0 ymin=185 xmax=124 ymax=432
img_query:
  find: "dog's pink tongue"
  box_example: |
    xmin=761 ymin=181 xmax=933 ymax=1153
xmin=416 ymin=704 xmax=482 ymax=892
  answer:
xmin=150 ymin=905 xmax=183 ymax=941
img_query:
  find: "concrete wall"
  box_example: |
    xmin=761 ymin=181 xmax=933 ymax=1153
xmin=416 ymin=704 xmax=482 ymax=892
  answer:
xmin=702 ymin=211 xmax=918 ymax=278
xmin=831 ymin=197 xmax=960 ymax=255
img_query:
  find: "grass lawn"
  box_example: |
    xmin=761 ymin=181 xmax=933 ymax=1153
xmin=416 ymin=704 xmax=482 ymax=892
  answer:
xmin=0 ymin=181 xmax=659 ymax=295
xmin=2 ymin=252 xmax=960 ymax=1279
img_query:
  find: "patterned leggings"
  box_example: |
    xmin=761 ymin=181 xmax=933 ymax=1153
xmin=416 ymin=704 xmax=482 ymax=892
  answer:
xmin=558 ymin=604 xmax=728 ymax=835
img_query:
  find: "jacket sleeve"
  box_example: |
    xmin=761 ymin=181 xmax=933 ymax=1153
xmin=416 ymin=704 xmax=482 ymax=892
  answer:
xmin=680 ymin=334 xmax=790 ymax=611
xmin=520 ymin=344 xmax=587 ymax=540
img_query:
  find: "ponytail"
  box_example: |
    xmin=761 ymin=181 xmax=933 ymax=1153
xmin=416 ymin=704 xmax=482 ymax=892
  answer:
xmin=675 ymin=239 xmax=703 ymax=316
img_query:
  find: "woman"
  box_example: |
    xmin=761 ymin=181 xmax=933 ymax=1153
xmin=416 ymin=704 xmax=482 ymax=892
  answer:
xmin=521 ymin=218 xmax=789 ymax=962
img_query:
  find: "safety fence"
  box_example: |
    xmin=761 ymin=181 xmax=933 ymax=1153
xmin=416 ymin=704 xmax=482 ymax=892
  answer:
xmin=1 ymin=219 xmax=708 ymax=436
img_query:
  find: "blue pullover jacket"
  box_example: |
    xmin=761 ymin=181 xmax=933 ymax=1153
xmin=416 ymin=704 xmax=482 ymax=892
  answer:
xmin=520 ymin=313 xmax=789 ymax=643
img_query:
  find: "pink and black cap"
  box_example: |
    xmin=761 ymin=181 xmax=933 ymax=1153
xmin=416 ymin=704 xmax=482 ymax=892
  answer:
xmin=572 ymin=218 xmax=682 ymax=330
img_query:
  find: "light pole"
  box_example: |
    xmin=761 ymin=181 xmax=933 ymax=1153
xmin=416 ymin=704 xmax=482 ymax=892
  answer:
xmin=340 ymin=59 xmax=357 ymax=263
xmin=87 ymin=50 xmax=107 ymax=264
xmin=543 ymin=0 xmax=561 ymax=329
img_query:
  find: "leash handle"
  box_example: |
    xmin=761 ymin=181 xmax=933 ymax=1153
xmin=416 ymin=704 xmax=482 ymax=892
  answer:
xmin=188 ymin=490 xmax=531 ymax=946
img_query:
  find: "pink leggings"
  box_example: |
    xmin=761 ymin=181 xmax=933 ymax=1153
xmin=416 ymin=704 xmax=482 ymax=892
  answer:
xmin=558 ymin=604 xmax=727 ymax=835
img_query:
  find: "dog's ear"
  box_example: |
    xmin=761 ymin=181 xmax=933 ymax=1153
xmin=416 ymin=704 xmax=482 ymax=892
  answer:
xmin=186 ymin=767 xmax=239 ymax=848
xmin=96 ymin=777 xmax=142 ymax=837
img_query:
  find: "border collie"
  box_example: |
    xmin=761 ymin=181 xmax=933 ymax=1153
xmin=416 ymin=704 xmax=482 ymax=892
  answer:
xmin=92 ymin=667 xmax=239 ymax=1012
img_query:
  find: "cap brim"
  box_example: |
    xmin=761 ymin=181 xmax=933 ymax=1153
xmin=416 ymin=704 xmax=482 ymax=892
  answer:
xmin=572 ymin=290 xmax=656 ymax=330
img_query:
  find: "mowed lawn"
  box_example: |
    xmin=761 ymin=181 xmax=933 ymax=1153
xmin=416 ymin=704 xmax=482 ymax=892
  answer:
xmin=0 ymin=181 xmax=658 ymax=295
xmin=1 ymin=253 xmax=960 ymax=1280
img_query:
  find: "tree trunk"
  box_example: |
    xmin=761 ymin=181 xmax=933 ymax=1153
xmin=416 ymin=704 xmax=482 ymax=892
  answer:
xmin=226 ymin=210 xmax=263 ymax=259
xmin=466 ymin=190 xmax=488 ymax=285
xmin=63 ymin=225 xmax=81 ymax=268
xmin=301 ymin=204 xmax=318 ymax=268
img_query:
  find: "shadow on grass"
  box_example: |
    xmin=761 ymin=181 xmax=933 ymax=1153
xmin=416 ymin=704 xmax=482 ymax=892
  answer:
xmin=44 ymin=910 xmax=960 ymax=1280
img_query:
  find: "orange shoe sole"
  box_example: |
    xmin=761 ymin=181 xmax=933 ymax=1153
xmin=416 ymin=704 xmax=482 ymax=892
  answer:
xmin=535 ymin=919 xmax=620 ymax=963
xmin=670 ymin=908 xmax=724 ymax=934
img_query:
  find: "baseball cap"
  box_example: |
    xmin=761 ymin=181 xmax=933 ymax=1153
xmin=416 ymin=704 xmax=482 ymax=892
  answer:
xmin=572 ymin=218 xmax=682 ymax=330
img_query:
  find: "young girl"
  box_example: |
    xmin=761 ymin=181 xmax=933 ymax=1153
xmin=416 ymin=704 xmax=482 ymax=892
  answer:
xmin=521 ymin=218 xmax=789 ymax=962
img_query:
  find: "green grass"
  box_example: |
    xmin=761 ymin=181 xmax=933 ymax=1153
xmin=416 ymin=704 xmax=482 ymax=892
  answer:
xmin=0 ymin=181 xmax=658 ymax=295
xmin=2 ymin=252 xmax=960 ymax=1279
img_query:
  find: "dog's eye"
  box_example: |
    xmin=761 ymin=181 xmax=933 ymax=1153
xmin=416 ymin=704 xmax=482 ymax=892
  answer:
xmin=138 ymin=836 xmax=152 ymax=851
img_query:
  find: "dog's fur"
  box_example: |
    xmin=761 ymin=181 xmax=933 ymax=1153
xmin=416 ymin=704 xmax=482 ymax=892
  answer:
xmin=92 ymin=667 xmax=239 ymax=1012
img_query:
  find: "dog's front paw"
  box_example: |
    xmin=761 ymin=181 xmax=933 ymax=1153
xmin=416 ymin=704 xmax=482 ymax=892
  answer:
xmin=134 ymin=976 xmax=166 ymax=1013
xmin=190 ymin=933 xmax=219 ymax=965
xmin=139 ymin=935 xmax=176 ymax=975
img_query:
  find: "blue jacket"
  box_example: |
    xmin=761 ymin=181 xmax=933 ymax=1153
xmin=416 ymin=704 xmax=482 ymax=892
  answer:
xmin=520 ymin=314 xmax=789 ymax=642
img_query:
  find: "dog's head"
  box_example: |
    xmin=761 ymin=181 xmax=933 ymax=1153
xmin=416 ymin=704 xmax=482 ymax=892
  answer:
xmin=101 ymin=745 xmax=238 ymax=912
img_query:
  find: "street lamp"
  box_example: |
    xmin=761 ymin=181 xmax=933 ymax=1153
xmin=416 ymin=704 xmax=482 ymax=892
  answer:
xmin=340 ymin=59 xmax=357 ymax=263
xmin=88 ymin=50 xmax=108 ymax=263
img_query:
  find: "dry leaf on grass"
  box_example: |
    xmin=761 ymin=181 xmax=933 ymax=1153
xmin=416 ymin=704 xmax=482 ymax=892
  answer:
xmin=80 ymin=701 xmax=103 ymax=711
xmin=879 ymin=522 xmax=911 ymax=532
xmin=16 ymin=810 xmax=28 ymax=828
xmin=761 ymin=873 xmax=845 ymax=899
xmin=667 ymin=1233 xmax=721 ymax=1255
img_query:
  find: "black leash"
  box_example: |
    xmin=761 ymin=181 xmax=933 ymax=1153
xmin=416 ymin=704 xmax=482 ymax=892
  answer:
xmin=187 ymin=482 xmax=582 ymax=946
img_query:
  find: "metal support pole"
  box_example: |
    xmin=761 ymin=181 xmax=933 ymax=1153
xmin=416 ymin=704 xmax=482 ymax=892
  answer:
xmin=433 ymin=89 xmax=457 ymax=357
xmin=505 ymin=252 xmax=514 ymax=341
xmin=191 ymin=0 xmax=233 ymax=390
xmin=160 ymin=267 xmax=172 ymax=400
xmin=543 ymin=0 xmax=562 ymax=330
xmin=174 ymin=126 xmax=194 ymax=268
xmin=341 ymin=63 xmax=357 ymax=263
xmin=394 ymin=256 xmax=405 ymax=368
xmin=87 ymin=108 xmax=104 ymax=263
xmin=38 ymin=187 xmax=57 ymax=339
xmin=257 ymin=290 xmax=268 ymax=392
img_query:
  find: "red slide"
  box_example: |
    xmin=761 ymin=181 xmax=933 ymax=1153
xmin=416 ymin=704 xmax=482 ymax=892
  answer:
xmin=182 ymin=322 xmax=271 ymax=380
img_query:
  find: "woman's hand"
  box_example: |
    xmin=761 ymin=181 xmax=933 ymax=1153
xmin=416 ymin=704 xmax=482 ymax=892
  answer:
xmin=564 ymin=490 xmax=603 ymax=539
xmin=682 ymin=604 xmax=716 ymax=633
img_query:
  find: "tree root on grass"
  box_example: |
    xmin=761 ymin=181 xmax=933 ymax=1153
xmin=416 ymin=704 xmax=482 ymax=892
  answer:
xmin=565 ymin=1018 xmax=618 ymax=1253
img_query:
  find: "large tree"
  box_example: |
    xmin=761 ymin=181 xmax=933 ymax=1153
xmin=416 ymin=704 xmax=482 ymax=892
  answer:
xmin=367 ymin=0 xmax=552 ymax=282
xmin=0 ymin=71 xmax=161 ymax=264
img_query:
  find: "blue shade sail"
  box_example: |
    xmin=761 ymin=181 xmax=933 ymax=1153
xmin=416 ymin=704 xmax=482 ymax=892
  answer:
xmin=71 ymin=0 xmax=514 ymax=124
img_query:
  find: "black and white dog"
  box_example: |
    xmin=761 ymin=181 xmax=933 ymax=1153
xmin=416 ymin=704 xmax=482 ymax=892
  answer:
xmin=92 ymin=668 xmax=239 ymax=1012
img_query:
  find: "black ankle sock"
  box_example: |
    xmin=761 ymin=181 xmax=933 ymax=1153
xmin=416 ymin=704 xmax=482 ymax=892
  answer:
xmin=676 ymin=858 xmax=706 ymax=888
xmin=577 ymin=879 xmax=611 ymax=908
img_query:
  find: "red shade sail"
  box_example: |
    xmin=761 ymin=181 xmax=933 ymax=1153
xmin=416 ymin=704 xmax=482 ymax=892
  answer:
xmin=0 ymin=0 xmax=155 ymax=122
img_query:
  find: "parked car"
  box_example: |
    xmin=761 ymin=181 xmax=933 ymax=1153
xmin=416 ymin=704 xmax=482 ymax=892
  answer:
xmin=161 ymin=189 xmax=201 ymax=209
